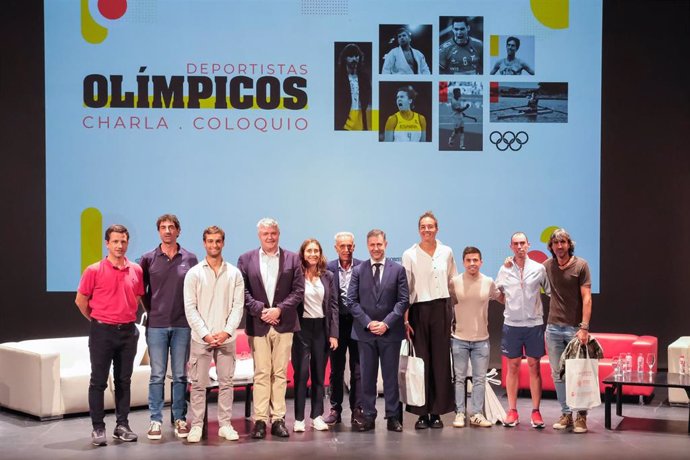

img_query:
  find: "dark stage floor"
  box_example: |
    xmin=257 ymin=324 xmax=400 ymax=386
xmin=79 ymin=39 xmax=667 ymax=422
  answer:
xmin=1 ymin=388 xmax=688 ymax=460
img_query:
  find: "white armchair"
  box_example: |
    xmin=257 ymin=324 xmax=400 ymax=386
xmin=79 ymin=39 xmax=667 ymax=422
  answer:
xmin=0 ymin=323 xmax=152 ymax=420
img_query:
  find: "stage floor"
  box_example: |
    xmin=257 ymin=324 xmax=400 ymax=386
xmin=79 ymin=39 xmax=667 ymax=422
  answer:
xmin=1 ymin=387 xmax=688 ymax=460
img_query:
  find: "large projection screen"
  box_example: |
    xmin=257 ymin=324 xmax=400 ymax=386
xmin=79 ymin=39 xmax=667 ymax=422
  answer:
xmin=45 ymin=0 xmax=601 ymax=292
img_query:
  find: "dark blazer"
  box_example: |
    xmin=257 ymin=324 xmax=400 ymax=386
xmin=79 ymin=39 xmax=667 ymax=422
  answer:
xmin=326 ymin=258 xmax=363 ymax=314
xmin=296 ymin=270 xmax=339 ymax=339
xmin=346 ymin=259 xmax=409 ymax=343
xmin=237 ymin=248 xmax=305 ymax=337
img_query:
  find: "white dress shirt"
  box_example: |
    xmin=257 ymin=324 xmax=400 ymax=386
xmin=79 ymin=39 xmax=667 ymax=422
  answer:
xmin=259 ymin=248 xmax=280 ymax=307
xmin=369 ymin=258 xmax=385 ymax=282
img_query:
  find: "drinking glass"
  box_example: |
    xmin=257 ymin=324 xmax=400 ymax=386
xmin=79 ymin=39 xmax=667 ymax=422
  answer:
xmin=646 ymin=353 xmax=656 ymax=375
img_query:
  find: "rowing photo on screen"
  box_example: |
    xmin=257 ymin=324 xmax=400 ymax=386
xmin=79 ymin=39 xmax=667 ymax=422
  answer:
xmin=439 ymin=81 xmax=483 ymax=151
xmin=334 ymin=42 xmax=373 ymax=131
xmin=489 ymin=35 xmax=535 ymax=75
xmin=490 ymin=82 xmax=568 ymax=123
xmin=379 ymin=81 xmax=432 ymax=142
xmin=439 ymin=16 xmax=484 ymax=75
xmin=379 ymin=24 xmax=433 ymax=75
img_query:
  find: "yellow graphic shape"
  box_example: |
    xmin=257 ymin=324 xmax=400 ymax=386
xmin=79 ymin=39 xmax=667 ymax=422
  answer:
xmin=490 ymin=35 xmax=500 ymax=57
xmin=81 ymin=0 xmax=108 ymax=44
xmin=530 ymin=0 xmax=569 ymax=29
xmin=81 ymin=207 xmax=103 ymax=272
xmin=370 ymin=110 xmax=379 ymax=131
xmin=540 ymin=226 xmax=560 ymax=244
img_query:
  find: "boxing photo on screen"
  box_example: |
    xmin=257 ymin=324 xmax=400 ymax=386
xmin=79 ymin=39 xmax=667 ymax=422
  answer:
xmin=334 ymin=42 xmax=373 ymax=131
xmin=439 ymin=16 xmax=484 ymax=75
xmin=379 ymin=82 xmax=432 ymax=142
xmin=439 ymin=81 xmax=483 ymax=151
xmin=379 ymin=24 xmax=432 ymax=75
xmin=489 ymin=35 xmax=535 ymax=75
xmin=490 ymin=82 xmax=568 ymax=123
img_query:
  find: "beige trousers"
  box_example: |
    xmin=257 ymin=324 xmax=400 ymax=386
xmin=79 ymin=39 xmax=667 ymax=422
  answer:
xmin=249 ymin=327 xmax=294 ymax=422
xmin=188 ymin=340 xmax=236 ymax=428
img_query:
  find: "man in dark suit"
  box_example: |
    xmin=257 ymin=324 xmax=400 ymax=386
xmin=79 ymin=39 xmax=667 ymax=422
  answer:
xmin=347 ymin=229 xmax=409 ymax=432
xmin=237 ymin=218 xmax=305 ymax=439
xmin=323 ymin=232 xmax=364 ymax=426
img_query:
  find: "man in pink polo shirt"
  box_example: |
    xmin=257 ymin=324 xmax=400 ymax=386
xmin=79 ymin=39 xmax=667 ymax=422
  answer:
xmin=75 ymin=224 xmax=144 ymax=446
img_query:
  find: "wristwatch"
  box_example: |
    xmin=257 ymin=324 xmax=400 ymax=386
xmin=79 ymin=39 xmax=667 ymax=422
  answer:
xmin=578 ymin=322 xmax=589 ymax=331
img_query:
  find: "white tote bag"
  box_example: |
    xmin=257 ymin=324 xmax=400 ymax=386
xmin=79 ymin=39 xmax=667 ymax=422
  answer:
xmin=398 ymin=340 xmax=425 ymax=407
xmin=565 ymin=344 xmax=601 ymax=410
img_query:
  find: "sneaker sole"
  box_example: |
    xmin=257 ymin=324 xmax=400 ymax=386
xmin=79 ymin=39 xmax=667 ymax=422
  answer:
xmin=471 ymin=423 xmax=492 ymax=428
xmin=452 ymin=423 xmax=465 ymax=428
xmin=503 ymin=420 xmax=519 ymax=427
xmin=112 ymin=435 xmax=138 ymax=442
xmin=92 ymin=440 xmax=107 ymax=446
xmin=531 ymin=422 xmax=545 ymax=429
xmin=175 ymin=431 xmax=189 ymax=438
xmin=573 ymin=428 xmax=588 ymax=433
xmin=147 ymin=433 xmax=162 ymax=440
xmin=187 ymin=437 xmax=201 ymax=443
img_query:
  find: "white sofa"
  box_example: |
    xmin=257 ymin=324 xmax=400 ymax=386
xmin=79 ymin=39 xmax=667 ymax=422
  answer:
xmin=0 ymin=324 xmax=153 ymax=420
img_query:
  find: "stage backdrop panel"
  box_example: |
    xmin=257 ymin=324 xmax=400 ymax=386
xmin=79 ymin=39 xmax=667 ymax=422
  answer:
xmin=45 ymin=0 xmax=602 ymax=292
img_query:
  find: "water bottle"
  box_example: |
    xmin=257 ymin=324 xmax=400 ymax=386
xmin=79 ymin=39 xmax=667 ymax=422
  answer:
xmin=680 ymin=355 xmax=687 ymax=375
xmin=625 ymin=353 xmax=633 ymax=374
xmin=636 ymin=353 xmax=644 ymax=374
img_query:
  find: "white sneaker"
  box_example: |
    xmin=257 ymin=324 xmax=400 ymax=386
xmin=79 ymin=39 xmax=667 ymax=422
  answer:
xmin=218 ymin=425 xmax=239 ymax=441
xmin=147 ymin=421 xmax=162 ymax=440
xmin=293 ymin=420 xmax=306 ymax=432
xmin=453 ymin=412 xmax=466 ymax=428
xmin=470 ymin=413 xmax=492 ymax=428
xmin=187 ymin=426 xmax=202 ymax=443
xmin=312 ymin=416 xmax=329 ymax=431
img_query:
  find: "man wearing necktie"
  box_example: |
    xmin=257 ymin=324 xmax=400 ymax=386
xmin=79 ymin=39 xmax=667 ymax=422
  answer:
xmin=347 ymin=229 xmax=409 ymax=432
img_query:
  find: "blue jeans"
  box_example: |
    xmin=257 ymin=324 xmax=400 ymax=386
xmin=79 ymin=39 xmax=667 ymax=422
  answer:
xmin=452 ymin=338 xmax=490 ymax=415
xmin=545 ymin=324 xmax=579 ymax=414
xmin=147 ymin=327 xmax=191 ymax=422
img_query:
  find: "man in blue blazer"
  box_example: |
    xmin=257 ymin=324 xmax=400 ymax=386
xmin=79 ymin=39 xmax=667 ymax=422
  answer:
xmin=347 ymin=229 xmax=409 ymax=432
xmin=237 ymin=218 xmax=305 ymax=439
xmin=324 ymin=232 xmax=364 ymax=426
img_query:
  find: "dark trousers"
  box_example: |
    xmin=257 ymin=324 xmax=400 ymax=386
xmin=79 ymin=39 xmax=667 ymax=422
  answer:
xmin=291 ymin=317 xmax=328 ymax=420
xmin=328 ymin=314 xmax=362 ymax=413
xmin=406 ymin=298 xmax=455 ymax=416
xmin=359 ymin=338 xmax=401 ymax=419
xmin=88 ymin=320 xmax=138 ymax=430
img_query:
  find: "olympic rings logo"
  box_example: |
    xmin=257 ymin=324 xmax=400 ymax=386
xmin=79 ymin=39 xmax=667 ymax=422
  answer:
xmin=489 ymin=131 xmax=529 ymax=151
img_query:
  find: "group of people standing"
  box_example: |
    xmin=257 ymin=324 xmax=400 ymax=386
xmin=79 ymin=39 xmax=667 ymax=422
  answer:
xmin=75 ymin=211 xmax=592 ymax=447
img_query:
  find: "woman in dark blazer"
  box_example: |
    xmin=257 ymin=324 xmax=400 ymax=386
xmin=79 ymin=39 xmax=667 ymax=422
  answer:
xmin=292 ymin=238 xmax=339 ymax=432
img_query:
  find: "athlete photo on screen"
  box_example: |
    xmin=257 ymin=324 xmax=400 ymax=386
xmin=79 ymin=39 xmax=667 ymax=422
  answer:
xmin=490 ymin=36 xmax=535 ymax=75
xmin=334 ymin=42 xmax=373 ymax=131
xmin=439 ymin=16 xmax=484 ymax=75
xmin=380 ymin=82 xmax=432 ymax=142
xmin=379 ymin=24 xmax=432 ymax=75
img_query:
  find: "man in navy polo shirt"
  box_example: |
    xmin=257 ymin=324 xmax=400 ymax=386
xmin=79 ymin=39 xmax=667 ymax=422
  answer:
xmin=76 ymin=224 xmax=145 ymax=446
xmin=140 ymin=214 xmax=198 ymax=440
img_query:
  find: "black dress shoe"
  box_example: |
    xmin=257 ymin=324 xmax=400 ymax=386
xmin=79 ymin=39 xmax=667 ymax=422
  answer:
xmin=251 ymin=420 xmax=266 ymax=439
xmin=357 ymin=419 xmax=375 ymax=432
xmin=271 ymin=419 xmax=290 ymax=438
xmin=324 ymin=409 xmax=342 ymax=425
xmin=429 ymin=415 xmax=444 ymax=429
xmin=351 ymin=407 xmax=365 ymax=426
xmin=415 ymin=415 xmax=430 ymax=430
xmin=387 ymin=418 xmax=403 ymax=432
